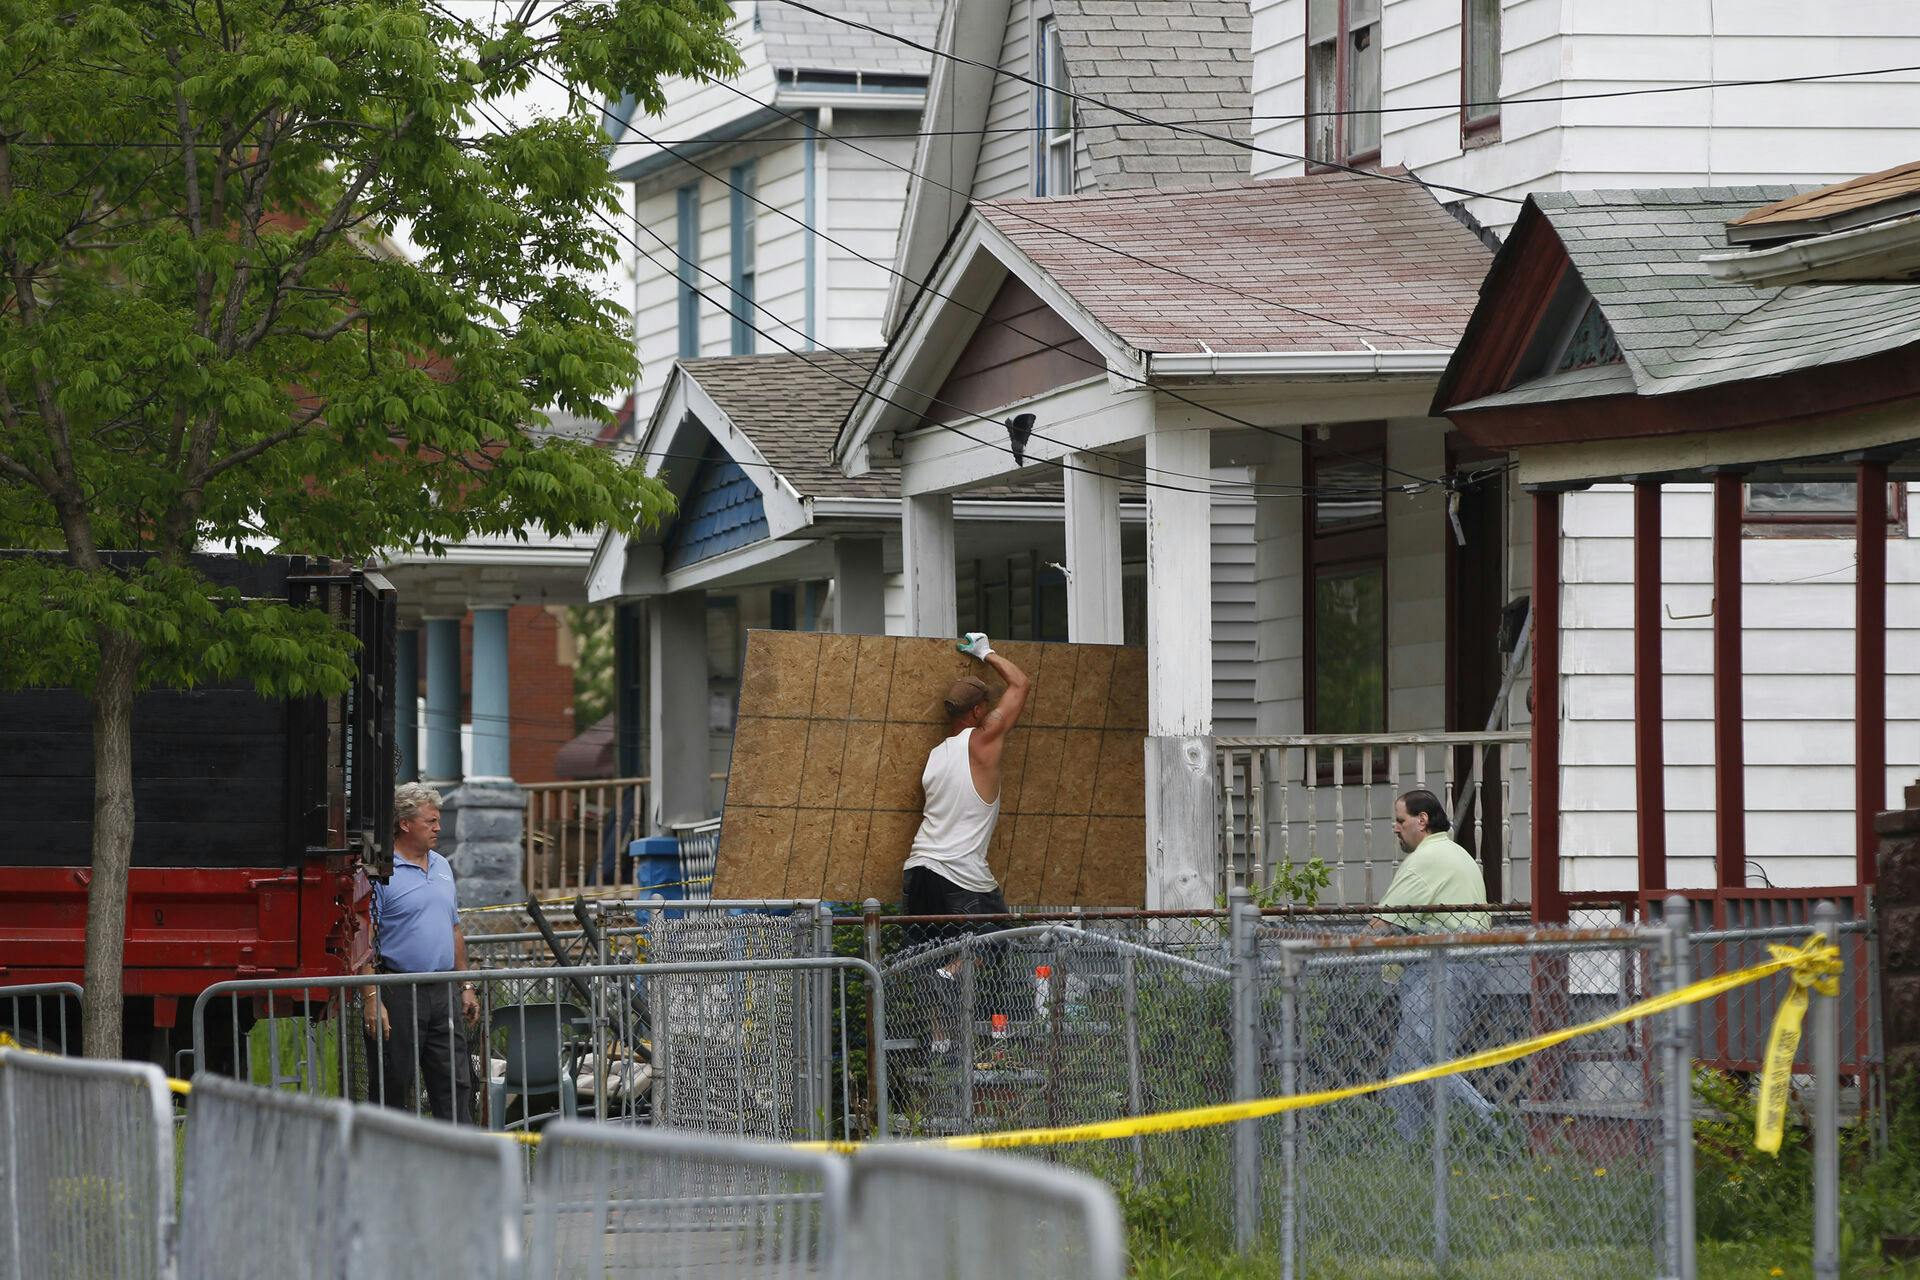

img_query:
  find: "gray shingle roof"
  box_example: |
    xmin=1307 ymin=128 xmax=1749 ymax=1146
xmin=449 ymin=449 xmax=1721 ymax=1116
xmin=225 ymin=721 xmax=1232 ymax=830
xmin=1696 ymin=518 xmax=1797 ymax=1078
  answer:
xmin=975 ymin=172 xmax=1490 ymax=353
xmin=1052 ymin=0 xmax=1252 ymax=190
xmin=757 ymin=0 xmax=943 ymax=78
xmin=1497 ymin=187 xmax=1920 ymax=400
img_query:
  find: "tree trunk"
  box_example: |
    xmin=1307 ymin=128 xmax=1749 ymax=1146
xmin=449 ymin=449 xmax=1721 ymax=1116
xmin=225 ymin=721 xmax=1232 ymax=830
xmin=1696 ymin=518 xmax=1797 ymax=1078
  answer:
xmin=82 ymin=632 xmax=140 ymax=1060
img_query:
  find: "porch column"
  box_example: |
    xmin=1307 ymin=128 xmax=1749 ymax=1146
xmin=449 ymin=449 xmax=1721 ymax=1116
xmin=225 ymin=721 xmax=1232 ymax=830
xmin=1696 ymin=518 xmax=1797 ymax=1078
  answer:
xmin=1144 ymin=426 xmax=1214 ymax=909
xmin=395 ymin=625 xmax=419 ymax=782
xmin=1065 ymin=452 xmax=1124 ymax=643
xmin=833 ymin=537 xmax=887 ymax=635
xmin=468 ymin=605 xmax=511 ymax=779
xmin=1632 ymin=483 xmax=1667 ymax=898
xmin=1711 ymin=473 xmax=1748 ymax=891
xmin=649 ymin=590 xmax=711 ymax=830
xmin=423 ymin=616 xmax=463 ymax=783
xmin=902 ymin=492 xmax=957 ymax=637
xmin=1530 ymin=490 xmax=1566 ymax=922
xmin=1857 ymin=460 xmax=1890 ymax=885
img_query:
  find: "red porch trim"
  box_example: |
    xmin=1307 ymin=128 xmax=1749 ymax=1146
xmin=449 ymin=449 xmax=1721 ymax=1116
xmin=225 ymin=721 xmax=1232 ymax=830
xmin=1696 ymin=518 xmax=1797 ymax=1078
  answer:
xmin=1633 ymin=483 xmax=1667 ymax=896
xmin=1856 ymin=459 xmax=1889 ymax=884
xmin=1712 ymin=476 xmax=1747 ymax=890
xmin=1531 ymin=490 xmax=1566 ymax=921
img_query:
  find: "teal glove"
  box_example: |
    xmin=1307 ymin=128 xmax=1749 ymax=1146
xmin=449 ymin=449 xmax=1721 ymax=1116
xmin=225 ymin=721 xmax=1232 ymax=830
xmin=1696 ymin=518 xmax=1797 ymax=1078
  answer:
xmin=957 ymin=632 xmax=993 ymax=660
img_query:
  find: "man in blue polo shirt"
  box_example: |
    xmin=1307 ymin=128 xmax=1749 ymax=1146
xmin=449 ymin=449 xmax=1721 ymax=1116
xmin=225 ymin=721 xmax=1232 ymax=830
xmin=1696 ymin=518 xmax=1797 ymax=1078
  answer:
xmin=360 ymin=782 xmax=478 ymax=1122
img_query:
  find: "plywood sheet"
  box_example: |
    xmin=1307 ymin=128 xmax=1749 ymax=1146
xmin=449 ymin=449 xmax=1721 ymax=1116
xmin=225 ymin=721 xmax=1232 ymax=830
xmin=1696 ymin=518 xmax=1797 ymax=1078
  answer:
xmin=714 ymin=631 xmax=1148 ymax=905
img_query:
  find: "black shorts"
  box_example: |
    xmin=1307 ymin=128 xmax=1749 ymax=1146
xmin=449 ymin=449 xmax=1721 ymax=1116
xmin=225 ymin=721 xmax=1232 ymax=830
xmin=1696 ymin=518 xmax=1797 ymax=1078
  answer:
xmin=902 ymin=865 xmax=1008 ymax=918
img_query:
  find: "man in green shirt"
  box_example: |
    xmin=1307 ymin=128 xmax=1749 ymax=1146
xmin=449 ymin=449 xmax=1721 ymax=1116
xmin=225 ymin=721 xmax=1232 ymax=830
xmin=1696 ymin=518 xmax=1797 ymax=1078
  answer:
xmin=1374 ymin=789 xmax=1498 ymax=1143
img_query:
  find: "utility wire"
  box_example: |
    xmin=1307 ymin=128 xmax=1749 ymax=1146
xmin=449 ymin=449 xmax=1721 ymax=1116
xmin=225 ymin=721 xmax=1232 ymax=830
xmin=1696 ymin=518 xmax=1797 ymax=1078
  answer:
xmin=760 ymin=0 xmax=1520 ymax=205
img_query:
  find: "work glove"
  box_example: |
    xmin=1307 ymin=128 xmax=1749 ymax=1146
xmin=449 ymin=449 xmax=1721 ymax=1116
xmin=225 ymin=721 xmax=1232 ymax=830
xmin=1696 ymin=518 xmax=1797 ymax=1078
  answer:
xmin=957 ymin=632 xmax=993 ymax=660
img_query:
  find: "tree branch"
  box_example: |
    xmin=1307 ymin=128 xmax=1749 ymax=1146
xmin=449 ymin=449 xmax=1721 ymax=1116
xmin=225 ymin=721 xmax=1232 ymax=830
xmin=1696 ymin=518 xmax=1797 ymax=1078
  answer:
xmin=194 ymin=399 xmax=328 ymax=486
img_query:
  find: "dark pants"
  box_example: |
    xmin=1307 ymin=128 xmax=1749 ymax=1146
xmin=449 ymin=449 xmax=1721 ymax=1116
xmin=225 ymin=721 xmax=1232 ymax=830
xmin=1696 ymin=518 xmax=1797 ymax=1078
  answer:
xmin=903 ymin=865 xmax=1008 ymax=919
xmin=365 ymin=976 xmax=473 ymax=1124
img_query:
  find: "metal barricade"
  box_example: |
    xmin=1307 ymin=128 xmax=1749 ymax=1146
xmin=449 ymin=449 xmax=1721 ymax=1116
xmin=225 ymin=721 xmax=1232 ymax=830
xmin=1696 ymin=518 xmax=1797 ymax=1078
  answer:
xmin=0 ymin=982 xmax=83 ymax=1056
xmin=344 ymin=1105 xmax=524 ymax=1280
xmin=177 ymin=1074 xmax=353 ymax=1280
xmin=848 ymin=1145 xmax=1127 ymax=1280
xmin=528 ymin=1122 xmax=850 ymax=1278
xmin=0 ymin=1047 xmax=175 ymax=1280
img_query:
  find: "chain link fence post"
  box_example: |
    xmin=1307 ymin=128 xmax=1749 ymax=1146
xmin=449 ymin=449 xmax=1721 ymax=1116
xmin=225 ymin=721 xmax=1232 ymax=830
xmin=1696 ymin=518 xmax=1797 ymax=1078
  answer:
xmin=1812 ymin=899 xmax=1842 ymax=1280
xmin=1661 ymin=894 xmax=1697 ymax=1280
xmin=1230 ymin=886 xmax=1259 ymax=1254
xmin=813 ymin=901 xmax=834 ymax=1140
xmin=863 ymin=898 xmax=884 ymax=1140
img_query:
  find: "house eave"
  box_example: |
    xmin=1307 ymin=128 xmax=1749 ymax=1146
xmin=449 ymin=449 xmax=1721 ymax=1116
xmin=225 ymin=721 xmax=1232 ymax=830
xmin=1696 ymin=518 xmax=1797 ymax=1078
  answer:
xmin=1145 ymin=349 xmax=1454 ymax=381
xmin=1702 ymin=210 xmax=1920 ymax=286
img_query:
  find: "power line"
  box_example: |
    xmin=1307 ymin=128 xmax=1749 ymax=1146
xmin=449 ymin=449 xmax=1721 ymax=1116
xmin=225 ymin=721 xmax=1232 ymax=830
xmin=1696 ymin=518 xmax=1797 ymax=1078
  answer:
xmin=759 ymin=0 xmax=1520 ymax=205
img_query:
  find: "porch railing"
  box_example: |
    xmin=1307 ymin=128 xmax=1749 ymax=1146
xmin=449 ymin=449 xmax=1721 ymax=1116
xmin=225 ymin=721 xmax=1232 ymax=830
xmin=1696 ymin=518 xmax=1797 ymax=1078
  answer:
xmin=521 ymin=777 xmax=648 ymax=897
xmin=1215 ymin=732 xmax=1530 ymax=908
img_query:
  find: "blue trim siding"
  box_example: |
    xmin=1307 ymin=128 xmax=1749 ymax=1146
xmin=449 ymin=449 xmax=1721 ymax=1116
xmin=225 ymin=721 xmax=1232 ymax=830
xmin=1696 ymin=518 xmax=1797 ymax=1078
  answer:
xmin=665 ymin=443 xmax=769 ymax=571
xmin=676 ymin=185 xmax=700 ymax=359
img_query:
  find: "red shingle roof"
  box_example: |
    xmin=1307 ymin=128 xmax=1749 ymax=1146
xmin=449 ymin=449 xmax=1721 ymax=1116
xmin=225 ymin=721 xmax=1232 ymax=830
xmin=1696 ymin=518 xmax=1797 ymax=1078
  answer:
xmin=974 ymin=172 xmax=1491 ymax=355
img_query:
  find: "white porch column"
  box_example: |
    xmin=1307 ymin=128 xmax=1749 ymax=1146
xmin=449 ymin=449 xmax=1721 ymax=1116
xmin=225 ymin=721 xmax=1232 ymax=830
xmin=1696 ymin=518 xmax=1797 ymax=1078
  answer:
xmin=1065 ymin=452 xmax=1124 ymax=643
xmin=833 ymin=537 xmax=887 ymax=635
xmin=1144 ymin=427 xmax=1215 ymax=909
xmin=649 ymin=590 xmax=711 ymax=831
xmin=902 ymin=492 xmax=957 ymax=638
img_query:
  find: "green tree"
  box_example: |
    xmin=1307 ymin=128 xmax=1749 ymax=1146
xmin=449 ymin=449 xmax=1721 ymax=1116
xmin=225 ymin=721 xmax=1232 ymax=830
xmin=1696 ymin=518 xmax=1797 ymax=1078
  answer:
xmin=569 ymin=603 xmax=614 ymax=729
xmin=0 ymin=0 xmax=738 ymax=1056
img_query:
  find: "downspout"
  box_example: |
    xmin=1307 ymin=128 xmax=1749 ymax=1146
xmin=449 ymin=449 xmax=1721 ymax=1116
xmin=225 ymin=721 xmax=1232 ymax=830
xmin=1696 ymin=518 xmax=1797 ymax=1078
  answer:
xmin=804 ymin=109 xmax=818 ymax=349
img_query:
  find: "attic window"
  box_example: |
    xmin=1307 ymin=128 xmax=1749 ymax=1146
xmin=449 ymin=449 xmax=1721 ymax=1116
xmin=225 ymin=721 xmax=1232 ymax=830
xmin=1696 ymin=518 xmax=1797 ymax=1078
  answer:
xmin=1554 ymin=299 xmax=1621 ymax=371
xmin=1034 ymin=17 xmax=1075 ymax=196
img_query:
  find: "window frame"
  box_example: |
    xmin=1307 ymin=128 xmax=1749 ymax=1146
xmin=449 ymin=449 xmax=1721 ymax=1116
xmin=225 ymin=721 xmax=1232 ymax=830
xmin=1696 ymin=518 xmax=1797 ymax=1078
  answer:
xmin=1741 ymin=482 xmax=1908 ymax=537
xmin=675 ymin=184 xmax=700 ymax=359
xmin=1306 ymin=0 xmax=1383 ymax=169
xmin=1033 ymin=15 xmax=1075 ymax=196
xmin=1460 ymin=0 xmax=1501 ymax=145
xmin=728 ymin=161 xmax=757 ymax=355
xmin=1302 ymin=428 xmax=1390 ymax=752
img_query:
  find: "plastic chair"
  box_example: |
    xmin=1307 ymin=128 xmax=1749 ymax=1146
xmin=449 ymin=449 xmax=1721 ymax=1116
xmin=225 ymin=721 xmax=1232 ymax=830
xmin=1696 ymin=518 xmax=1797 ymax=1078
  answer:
xmin=487 ymin=1002 xmax=588 ymax=1131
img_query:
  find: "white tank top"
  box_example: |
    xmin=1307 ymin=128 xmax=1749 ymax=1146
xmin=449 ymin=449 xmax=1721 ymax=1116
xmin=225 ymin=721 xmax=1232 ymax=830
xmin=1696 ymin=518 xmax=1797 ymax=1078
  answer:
xmin=902 ymin=728 xmax=1001 ymax=893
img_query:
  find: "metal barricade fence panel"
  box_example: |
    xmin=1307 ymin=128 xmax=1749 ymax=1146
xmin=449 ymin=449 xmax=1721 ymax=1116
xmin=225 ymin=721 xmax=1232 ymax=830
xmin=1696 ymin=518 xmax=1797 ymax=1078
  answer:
xmin=344 ymin=1104 xmax=524 ymax=1280
xmin=848 ymin=1144 xmax=1127 ymax=1280
xmin=1263 ymin=933 xmax=1670 ymax=1279
xmin=528 ymin=1121 xmax=849 ymax=1278
xmin=0 ymin=982 xmax=83 ymax=1056
xmin=177 ymin=1074 xmax=353 ymax=1280
xmin=0 ymin=1048 xmax=175 ymax=1280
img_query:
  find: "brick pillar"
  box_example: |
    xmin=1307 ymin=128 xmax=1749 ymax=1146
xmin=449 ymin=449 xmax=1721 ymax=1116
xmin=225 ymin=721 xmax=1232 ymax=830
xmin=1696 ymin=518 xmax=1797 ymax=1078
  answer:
xmin=1880 ymin=778 xmax=1920 ymax=1092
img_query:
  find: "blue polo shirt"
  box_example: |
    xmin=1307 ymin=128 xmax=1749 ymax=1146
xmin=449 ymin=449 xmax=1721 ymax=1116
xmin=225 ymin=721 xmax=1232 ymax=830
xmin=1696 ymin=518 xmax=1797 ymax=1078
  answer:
xmin=372 ymin=851 xmax=459 ymax=974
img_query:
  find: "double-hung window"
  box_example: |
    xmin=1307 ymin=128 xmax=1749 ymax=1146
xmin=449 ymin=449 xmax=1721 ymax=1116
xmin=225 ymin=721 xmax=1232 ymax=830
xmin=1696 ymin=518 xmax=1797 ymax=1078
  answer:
xmin=1307 ymin=0 xmax=1381 ymax=165
xmin=1743 ymin=482 xmax=1907 ymax=536
xmin=675 ymin=184 xmax=700 ymax=359
xmin=1462 ymin=0 xmax=1501 ymax=141
xmin=1034 ymin=17 xmax=1075 ymax=196
xmin=729 ymin=161 xmax=756 ymax=355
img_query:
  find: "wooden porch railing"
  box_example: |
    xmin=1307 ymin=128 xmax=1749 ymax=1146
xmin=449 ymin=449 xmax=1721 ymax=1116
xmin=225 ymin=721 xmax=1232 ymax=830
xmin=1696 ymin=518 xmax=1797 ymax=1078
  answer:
xmin=521 ymin=777 xmax=647 ymax=897
xmin=1215 ymin=732 xmax=1530 ymax=907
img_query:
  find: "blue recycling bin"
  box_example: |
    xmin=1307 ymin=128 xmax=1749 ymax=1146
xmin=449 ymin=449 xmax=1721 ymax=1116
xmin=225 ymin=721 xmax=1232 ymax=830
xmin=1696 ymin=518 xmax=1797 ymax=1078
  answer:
xmin=630 ymin=837 xmax=686 ymax=919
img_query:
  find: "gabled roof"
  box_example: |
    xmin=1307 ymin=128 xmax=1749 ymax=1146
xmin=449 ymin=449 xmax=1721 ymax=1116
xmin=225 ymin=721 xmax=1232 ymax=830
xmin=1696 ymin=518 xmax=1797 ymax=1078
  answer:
xmin=973 ymin=173 xmax=1488 ymax=354
xmin=1053 ymin=0 xmax=1252 ymax=191
xmin=1729 ymin=159 xmax=1920 ymax=242
xmin=759 ymin=0 xmax=942 ymax=78
xmin=679 ymin=349 xmax=896 ymax=500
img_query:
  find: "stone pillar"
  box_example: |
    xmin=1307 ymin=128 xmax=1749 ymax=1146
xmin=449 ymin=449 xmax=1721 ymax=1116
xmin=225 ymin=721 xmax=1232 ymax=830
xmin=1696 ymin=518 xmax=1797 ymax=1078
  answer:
xmin=1144 ymin=426 xmax=1215 ymax=909
xmin=422 ymin=617 xmax=462 ymax=783
xmin=902 ymin=492 xmax=957 ymax=638
xmin=833 ymin=537 xmax=886 ymax=635
xmin=468 ymin=605 xmax=512 ymax=780
xmin=395 ymin=625 xmax=419 ymax=782
xmin=1879 ymin=779 xmax=1920 ymax=1091
xmin=649 ymin=590 xmax=711 ymax=831
xmin=1065 ymin=452 xmax=1124 ymax=643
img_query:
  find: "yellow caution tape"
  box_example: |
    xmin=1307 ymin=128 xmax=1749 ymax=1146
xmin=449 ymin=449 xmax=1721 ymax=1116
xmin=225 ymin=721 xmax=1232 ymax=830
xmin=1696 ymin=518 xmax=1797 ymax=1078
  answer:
xmin=1753 ymin=934 xmax=1842 ymax=1156
xmin=796 ymin=934 xmax=1841 ymax=1156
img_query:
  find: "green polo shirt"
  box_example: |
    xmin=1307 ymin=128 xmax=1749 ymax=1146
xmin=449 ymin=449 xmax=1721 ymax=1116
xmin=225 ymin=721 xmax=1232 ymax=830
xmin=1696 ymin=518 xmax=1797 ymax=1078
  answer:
xmin=1373 ymin=831 xmax=1491 ymax=933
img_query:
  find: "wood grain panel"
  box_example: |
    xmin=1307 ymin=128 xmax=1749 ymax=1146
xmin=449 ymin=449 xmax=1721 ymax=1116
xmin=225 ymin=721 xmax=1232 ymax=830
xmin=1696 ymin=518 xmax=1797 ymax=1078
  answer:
xmin=715 ymin=631 xmax=1149 ymax=906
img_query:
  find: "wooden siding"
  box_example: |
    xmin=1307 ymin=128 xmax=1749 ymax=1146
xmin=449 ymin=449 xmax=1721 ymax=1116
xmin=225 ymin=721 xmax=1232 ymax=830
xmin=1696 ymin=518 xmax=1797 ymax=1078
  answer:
xmin=976 ymin=0 xmax=1037 ymax=200
xmin=1251 ymin=0 xmax=1920 ymax=234
xmin=823 ymin=112 xmax=918 ymax=350
xmin=930 ymin=275 xmax=1103 ymax=424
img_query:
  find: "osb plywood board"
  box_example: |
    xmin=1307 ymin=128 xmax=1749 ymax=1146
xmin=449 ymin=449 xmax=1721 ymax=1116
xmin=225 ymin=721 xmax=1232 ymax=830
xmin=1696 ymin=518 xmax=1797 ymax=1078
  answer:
xmin=714 ymin=631 xmax=1148 ymax=906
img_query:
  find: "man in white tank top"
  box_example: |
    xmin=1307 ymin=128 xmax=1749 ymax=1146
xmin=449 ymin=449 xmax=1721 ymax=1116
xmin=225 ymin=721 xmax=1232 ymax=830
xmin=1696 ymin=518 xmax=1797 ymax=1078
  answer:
xmin=902 ymin=633 xmax=1030 ymax=974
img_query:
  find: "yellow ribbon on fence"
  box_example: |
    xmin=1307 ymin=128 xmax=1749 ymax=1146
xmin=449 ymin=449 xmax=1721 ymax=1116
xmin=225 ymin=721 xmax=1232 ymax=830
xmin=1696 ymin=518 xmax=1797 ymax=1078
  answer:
xmin=797 ymin=934 xmax=1843 ymax=1157
xmin=1753 ymin=935 xmax=1843 ymax=1156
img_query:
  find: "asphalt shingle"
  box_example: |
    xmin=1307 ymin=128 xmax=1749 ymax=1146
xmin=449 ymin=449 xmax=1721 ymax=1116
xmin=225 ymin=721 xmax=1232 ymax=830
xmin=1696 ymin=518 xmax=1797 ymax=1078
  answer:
xmin=756 ymin=0 xmax=943 ymax=78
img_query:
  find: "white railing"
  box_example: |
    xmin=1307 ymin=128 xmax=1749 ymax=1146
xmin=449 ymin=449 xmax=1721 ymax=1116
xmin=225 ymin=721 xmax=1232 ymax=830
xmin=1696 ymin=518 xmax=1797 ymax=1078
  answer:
xmin=1215 ymin=732 xmax=1530 ymax=908
xmin=522 ymin=777 xmax=648 ymax=897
